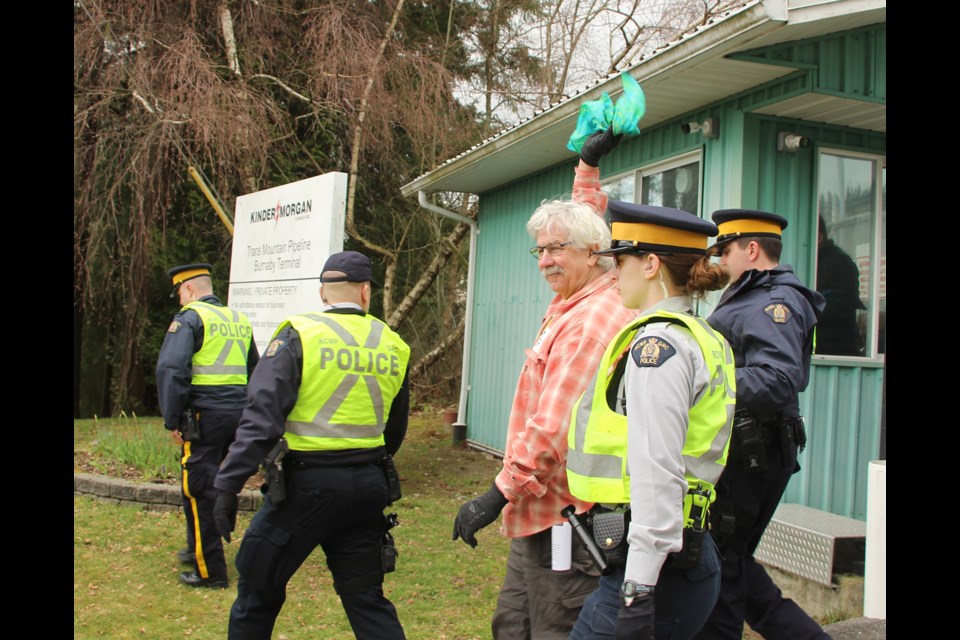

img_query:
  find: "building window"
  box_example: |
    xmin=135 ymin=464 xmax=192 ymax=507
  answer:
xmin=815 ymin=151 xmax=886 ymax=359
xmin=601 ymin=152 xmax=702 ymax=215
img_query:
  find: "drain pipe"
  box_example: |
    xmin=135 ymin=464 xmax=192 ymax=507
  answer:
xmin=417 ymin=190 xmax=477 ymax=436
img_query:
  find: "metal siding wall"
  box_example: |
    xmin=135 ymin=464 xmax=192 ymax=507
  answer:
xmin=463 ymin=26 xmax=886 ymax=523
xmin=741 ymin=23 xmax=885 ymax=101
xmin=747 ymin=117 xmax=885 ymax=523
xmin=820 ymin=26 xmax=885 ymax=99
xmin=789 ymin=364 xmax=884 ymax=521
xmin=754 ymin=118 xmax=818 ymax=276
xmin=871 ymin=27 xmax=886 ymax=100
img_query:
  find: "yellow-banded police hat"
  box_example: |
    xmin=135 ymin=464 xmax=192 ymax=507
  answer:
xmin=711 ymin=209 xmax=787 ymax=250
xmin=594 ymin=200 xmax=718 ymax=257
xmin=166 ymin=263 xmax=212 ymax=297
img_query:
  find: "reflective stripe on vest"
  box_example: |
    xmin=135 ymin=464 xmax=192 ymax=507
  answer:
xmin=280 ymin=313 xmax=411 ymax=452
xmin=185 ymin=301 xmax=253 ymax=386
xmin=566 ymin=311 xmax=736 ymax=505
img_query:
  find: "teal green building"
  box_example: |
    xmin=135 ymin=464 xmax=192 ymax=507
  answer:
xmin=402 ymin=0 xmax=885 ymax=523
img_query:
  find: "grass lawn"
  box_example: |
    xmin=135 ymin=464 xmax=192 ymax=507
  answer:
xmin=74 ymin=412 xmax=510 ymax=639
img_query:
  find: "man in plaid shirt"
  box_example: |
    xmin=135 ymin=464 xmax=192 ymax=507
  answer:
xmin=453 ymin=130 xmax=638 ymax=638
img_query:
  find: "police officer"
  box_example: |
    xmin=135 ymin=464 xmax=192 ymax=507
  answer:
xmin=566 ymin=201 xmax=736 ymax=640
xmin=156 ymin=262 xmax=259 ymax=588
xmin=212 ymin=250 xmax=411 ymax=640
xmin=693 ymin=211 xmax=829 ymax=640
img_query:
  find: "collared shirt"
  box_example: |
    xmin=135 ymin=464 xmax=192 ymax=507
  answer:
xmin=322 ymin=302 xmax=363 ymax=312
xmin=496 ymin=270 xmax=640 ymax=538
xmin=617 ymin=296 xmax=718 ymax=585
xmin=572 ymin=162 xmax=607 ymax=213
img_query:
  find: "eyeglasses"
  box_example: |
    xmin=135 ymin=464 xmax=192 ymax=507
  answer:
xmin=529 ymin=241 xmax=574 ymax=259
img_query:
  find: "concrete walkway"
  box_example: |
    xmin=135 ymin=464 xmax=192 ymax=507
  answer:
xmin=822 ymin=616 xmax=886 ymax=639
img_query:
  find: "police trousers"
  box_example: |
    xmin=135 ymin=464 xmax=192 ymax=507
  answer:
xmin=227 ymin=462 xmax=404 ymax=640
xmin=492 ymin=525 xmax=601 ymax=640
xmin=181 ymin=408 xmax=241 ymax=580
xmin=694 ymin=437 xmax=830 ymax=640
xmin=568 ymin=532 xmax=721 ymax=640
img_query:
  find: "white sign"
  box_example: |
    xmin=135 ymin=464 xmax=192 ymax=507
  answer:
xmin=228 ymin=172 xmax=348 ymax=353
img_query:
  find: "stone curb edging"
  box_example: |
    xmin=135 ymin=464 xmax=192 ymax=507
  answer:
xmin=74 ymin=472 xmax=264 ymax=514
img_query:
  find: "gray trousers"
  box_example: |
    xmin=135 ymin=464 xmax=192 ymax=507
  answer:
xmin=492 ymin=526 xmax=602 ymax=640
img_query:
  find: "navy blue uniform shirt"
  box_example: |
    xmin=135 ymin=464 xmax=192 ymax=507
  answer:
xmin=707 ymin=266 xmax=825 ymax=417
xmin=214 ymin=307 xmax=410 ymax=495
xmin=156 ymin=294 xmax=260 ymax=429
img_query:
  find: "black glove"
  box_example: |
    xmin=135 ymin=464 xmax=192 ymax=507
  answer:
xmin=579 ymin=127 xmax=623 ymax=167
xmin=214 ymin=491 xmax=239 ymax=543
xmin=452 ymin=482 xmax=508 ymax=548
xmin=614 ymin=594 xmax=655 ymax=640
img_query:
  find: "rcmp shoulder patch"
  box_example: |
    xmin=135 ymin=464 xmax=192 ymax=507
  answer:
xmin=167 ymin=320 xmax=181 ymax=333
xmin=631 ymin=335 xmax=677 ymax=367
xmin=762 ymin=303 xmax=792 ymax=324
xmin=264 ymin=338 xmax=286 ymax=358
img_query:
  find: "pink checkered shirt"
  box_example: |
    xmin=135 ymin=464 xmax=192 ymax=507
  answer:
xmin=494 ymin=161 xmax=634 ymax=538
xmin=495 ymin=270 xmax=639 ymax=538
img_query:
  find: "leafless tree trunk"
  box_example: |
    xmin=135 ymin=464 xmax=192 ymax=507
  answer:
xmin=75 ymin=0 xmax=480 ymax=413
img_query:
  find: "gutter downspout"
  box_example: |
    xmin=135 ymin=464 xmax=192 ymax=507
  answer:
xmin=417 ymin=190 xmax=477 ymax=435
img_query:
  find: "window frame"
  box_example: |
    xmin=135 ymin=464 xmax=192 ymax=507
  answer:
xmin=813 ymin=148 xmax=886 ymax=364
xmin=600 ymin=150 xmax=704 ymax=215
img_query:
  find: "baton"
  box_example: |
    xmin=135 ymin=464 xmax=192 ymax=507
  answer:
xmin=561 ymin=505 xmax=610 ymax=575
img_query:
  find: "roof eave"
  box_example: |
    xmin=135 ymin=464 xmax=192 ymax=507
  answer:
xmin=400 ymin=0 xmax=784 ymax=198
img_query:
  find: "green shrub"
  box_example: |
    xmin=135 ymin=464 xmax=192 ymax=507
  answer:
xmin=93 ymin=423 xmax=180 ymax=481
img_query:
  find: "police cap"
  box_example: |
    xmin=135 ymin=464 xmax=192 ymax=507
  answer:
xmin=594 ymin=200 xmax=718 ymax=257
xmin=321 ymin=251 xmax=379 ymax=286
xmin=166 ymin=263 xmax=212 ymax=298
xmin=710 ymin=209 xmax=787 ymax=252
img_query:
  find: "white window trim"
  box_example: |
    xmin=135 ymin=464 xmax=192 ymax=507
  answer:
xmin=813 ymin=147 xmax=886 ymax=364
xmin=601 ymin=150 xmax=704 ymax=215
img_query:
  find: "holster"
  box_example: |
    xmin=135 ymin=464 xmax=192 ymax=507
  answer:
xmin=667 ymin=485 xmax=711 ymax=570
xmin=731 ymin=409 xmax=767 ymax=474
xmin=791 ymin=416 xmax=807 ymax=453
xmin=179 ymin=408 xmax=201 ymax=442
xmin=261 ymin=439 xmax=289 ymax=505
xmin=585 ymin=506 xmax=630 ymax=569
xmin=382 ymin=512 xmax=399 ymax=573
xmin=381 ymin=454 xmax=402 ymax=505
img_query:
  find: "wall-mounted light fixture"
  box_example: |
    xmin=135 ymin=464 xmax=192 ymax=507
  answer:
xmin=680 ymin=117 xmax=719 ymax=139
xmin=777 ymin=132 xmax=811 ymax=152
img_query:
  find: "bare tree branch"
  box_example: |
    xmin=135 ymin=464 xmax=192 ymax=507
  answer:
xmin=409 ymin=313 xmax=466 ymax=379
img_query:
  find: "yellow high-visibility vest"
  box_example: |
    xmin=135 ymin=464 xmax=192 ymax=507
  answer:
xmin=567 ymin=311 xmax=736 ymax=505
xmin=279 ymin=313 xmax=411 ymax=452
xmin=185 ymin=300 xmax=254 ymax=387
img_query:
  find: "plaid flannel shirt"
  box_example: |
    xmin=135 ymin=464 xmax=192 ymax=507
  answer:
xmin=496 ymin=270 xmax=639 ymax=537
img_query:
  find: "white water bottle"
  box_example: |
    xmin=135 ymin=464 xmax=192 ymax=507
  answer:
xmin=551 ymin=522 xmax=572 ymax=571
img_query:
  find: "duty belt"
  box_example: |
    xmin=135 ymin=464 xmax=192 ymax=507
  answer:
xmin=759 ymin=417 xmax=798 ymax=442
xmin=285 ymin=453 xmax=380 ymax=470
xmin=759 ymin=416 xmax=806 ymax=453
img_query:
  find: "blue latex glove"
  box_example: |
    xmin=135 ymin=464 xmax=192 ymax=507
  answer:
xmin=614 ymin=594 xmax=655 ymax=640
xmin=452 ymin=482 xmax=508 ymax=548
